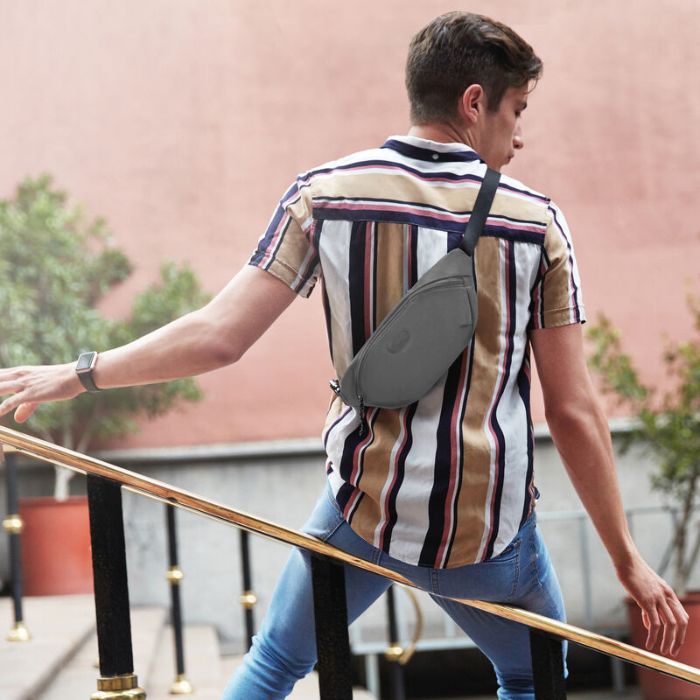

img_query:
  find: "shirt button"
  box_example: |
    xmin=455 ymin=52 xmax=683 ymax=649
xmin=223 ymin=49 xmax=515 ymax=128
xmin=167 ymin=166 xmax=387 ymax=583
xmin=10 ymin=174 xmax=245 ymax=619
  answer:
xmin=432 ymin=153 xmax=439 ymax=160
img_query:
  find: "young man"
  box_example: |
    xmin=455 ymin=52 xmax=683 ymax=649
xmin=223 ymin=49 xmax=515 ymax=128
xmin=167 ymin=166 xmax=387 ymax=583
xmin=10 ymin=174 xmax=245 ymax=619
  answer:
xmin=0 ymin=12 xmax=687 ymax=700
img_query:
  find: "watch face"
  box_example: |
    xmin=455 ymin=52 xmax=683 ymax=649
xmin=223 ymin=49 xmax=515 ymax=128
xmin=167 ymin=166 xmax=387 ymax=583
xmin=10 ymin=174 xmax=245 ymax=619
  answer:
xmin=76 ymin=352 xmax=97 ymax=372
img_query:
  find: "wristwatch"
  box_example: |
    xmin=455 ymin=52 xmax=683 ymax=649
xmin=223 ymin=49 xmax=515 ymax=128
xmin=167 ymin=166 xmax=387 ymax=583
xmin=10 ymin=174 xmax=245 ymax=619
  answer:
xmin=75 ymin=351 xmax=101 ymax=393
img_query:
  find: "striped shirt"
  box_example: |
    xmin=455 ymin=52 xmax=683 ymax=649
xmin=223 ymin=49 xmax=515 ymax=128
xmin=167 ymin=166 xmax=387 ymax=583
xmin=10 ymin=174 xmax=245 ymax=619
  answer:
xmin=250 ymin=135 xmax=585 ymax=568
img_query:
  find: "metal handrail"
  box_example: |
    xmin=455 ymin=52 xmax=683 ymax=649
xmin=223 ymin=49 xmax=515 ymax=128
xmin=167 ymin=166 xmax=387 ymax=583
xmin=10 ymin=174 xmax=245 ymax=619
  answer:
xmin=1 ymin=424 xmax=699 ymax=686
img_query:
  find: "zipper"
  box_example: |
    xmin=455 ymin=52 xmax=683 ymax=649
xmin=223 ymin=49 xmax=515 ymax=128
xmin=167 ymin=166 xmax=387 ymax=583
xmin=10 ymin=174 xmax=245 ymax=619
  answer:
xmin=358 ymin=397 xmax=367 ymax=437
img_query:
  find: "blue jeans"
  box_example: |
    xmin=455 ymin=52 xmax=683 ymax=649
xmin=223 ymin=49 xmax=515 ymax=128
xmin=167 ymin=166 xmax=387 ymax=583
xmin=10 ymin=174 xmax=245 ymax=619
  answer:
xmin=222 ymin=489 xmax=566 ymax=700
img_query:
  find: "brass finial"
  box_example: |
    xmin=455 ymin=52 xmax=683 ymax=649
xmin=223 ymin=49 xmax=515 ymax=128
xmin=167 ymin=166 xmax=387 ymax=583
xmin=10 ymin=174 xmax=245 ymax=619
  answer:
xmin=91 ymin=673 xmax=146 ymax=699
xmin=2 ymin=514 xmax=23 ymax=535
xmin=170 ymin=674 xmax=194 ymax=695
xmin=6 ymin=621 xmax=31 ymax=642
xmin=166 ymin=566 xmax=184 ymax=584
xmin=240 ymin=591 xmax=257 ymax=609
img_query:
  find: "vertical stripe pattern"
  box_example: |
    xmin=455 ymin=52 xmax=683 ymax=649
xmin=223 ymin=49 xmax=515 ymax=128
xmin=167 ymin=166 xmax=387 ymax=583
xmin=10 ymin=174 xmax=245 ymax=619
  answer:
xmin=249 ymin=135 xmax=586 ymax=568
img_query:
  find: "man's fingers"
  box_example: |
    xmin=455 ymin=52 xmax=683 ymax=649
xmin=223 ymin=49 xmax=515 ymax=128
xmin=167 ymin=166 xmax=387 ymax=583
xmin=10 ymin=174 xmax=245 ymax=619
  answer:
xmin=653 ymin=587 xmax=689 ymax=657
xmin=0 ymin=379 xmax=25 ymax=399
xmin=621 ymin=562 xmax=688 ymax=656
xmin=0 ymin=370 xmax=30 ymax=417
xmin=0 ymin=395 xmax=21 ymax=419
xmin=640 ymin=590 xmax=688 ymax=657
xmin=642 ymin=601 xmax=661 ymax=651
xmin=0 ymin=364 xmax=79 ymax=421
xmin=667 ymin=594 xmax=689 ymax=657
xmin=0 ymin=382 xmax=30 ymax=416
xmin=656 ymin=596 xmax=678 ymax=656
xmin=14 ymin=402 xmax=39 ymax=423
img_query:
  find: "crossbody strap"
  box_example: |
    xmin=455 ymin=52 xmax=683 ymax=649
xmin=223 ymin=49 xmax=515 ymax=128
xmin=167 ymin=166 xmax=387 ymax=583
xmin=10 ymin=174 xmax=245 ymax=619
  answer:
xmin=461 ymin=167 xmax=501 ymax=256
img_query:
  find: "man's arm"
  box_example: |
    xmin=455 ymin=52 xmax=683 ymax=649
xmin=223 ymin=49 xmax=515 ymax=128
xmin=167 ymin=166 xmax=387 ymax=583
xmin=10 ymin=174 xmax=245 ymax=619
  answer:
xmin=530 ymin=323 xmax=688 ymax=657
xmin=0 ymin=265 xmax=297 ymax=422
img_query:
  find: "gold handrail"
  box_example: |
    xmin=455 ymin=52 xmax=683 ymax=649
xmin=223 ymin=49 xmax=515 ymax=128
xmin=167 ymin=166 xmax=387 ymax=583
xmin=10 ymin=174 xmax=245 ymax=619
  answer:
xmin=1 ymin=424 xmax=698 ymax=685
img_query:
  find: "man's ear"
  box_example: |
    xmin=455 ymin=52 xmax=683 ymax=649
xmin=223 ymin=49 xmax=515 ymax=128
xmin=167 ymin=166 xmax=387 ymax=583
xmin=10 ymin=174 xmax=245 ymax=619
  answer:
xmin=459 ymin=84 xmax=486 ymax=125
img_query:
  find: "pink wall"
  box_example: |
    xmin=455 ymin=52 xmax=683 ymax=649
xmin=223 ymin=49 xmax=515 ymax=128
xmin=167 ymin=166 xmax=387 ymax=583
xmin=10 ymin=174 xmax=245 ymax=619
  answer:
xmin=1 ymin=1 xmax=698 ymax=448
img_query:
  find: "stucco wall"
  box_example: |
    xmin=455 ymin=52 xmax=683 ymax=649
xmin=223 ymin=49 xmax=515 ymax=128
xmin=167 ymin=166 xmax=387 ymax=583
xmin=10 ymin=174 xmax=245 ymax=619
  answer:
xmin=1 ymin=1 xmax=699 ymax=448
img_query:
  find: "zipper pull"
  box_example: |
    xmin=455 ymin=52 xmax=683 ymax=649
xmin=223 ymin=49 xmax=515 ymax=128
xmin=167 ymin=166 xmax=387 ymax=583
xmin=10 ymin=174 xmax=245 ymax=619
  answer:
xmin=329 ymin=379 xmax=342 ymax=397
xmin=358 ymin=397 xmax=367 ymax=438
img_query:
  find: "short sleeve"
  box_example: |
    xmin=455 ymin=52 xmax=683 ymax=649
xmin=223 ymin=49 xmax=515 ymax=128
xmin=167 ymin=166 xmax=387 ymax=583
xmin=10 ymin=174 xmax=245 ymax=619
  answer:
xmin=248 ymin=179 xmax=321 ymax=298
xmin=529 ymin=202 xmax=586 ymax=330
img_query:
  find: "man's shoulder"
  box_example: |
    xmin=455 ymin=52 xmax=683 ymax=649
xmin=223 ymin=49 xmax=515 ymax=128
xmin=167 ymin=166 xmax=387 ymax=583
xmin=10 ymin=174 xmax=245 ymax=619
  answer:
xmin=497 ymin=172 xmax=551 ymax=209
xmin=295 ymin=145 xmax=396 ymax=187
xmin=492 ymin=172 xmax=557 ymax=230
xmin=290 ymin=145 xmax=562 ymax=231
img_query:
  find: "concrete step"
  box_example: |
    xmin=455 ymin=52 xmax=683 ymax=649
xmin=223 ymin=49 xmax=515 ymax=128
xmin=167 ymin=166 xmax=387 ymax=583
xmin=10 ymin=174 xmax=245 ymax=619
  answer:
xmin=1 ymin=594 xmax=377 ymax=699
xmin=0 ymin=594 xmax=95 ymax=700
xmin=146 ymin=624 xmax=223 ymax=700
xmin=37 ymin=605 xmax=167 ymax=700
xmin=220 ymin=654 xmax=376 ymax=699
xmin=132 ymin=606 xmax=171 ymax=689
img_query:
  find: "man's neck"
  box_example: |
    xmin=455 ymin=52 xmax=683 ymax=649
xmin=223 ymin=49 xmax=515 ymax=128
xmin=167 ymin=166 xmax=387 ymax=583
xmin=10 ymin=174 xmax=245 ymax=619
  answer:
xmin=407 ymin=122 xmax=473 ymax=148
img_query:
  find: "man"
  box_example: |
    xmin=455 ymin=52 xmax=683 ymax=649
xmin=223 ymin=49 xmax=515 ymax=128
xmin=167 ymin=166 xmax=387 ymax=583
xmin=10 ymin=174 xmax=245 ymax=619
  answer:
xmin=0 ymin=11 xmax=688 ymax=700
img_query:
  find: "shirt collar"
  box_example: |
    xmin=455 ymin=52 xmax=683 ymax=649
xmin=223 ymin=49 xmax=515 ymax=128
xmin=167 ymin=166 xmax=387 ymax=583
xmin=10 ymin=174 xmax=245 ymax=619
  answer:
xmin=381 ymin=135 xmax=482 ymax=163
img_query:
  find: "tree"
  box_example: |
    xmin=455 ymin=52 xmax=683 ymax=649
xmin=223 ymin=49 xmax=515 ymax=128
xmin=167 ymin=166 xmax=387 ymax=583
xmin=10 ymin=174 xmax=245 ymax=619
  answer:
xmin=0 ymin=175 xmax=210 ymax=498
xmin=588 ymin=305 xmax=700 ymax=596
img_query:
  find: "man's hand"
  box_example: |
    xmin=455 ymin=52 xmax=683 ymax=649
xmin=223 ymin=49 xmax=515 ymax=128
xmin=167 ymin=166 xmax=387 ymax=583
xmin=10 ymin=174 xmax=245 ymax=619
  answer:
xmin=617 ymin=554 xmax=689 ymax=657
xmin=531 ymin=323 xmax=688 ymax=657
xmin=0 ymin=363 xmax=83 ymax=423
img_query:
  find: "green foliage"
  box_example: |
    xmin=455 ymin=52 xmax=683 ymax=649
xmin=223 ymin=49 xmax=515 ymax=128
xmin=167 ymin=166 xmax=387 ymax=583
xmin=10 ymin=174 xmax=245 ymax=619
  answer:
xmin=0 ymin=175 xmax=211 ymax=453
xmin=588 ymin=307 xmax=700 ymax=593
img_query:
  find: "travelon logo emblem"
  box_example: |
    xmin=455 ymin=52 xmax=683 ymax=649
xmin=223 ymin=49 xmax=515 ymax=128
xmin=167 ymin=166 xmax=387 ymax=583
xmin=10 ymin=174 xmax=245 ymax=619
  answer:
xmin=386 ymin=329 xmax=410 ymax=354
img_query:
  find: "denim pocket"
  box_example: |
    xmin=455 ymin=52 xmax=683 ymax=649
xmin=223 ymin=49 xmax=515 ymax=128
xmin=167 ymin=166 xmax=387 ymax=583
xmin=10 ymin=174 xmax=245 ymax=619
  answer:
xmin=440 ymin=539 xmax=521 ymax=603
xmin=492 ymin=538 xmax=520 ymax=563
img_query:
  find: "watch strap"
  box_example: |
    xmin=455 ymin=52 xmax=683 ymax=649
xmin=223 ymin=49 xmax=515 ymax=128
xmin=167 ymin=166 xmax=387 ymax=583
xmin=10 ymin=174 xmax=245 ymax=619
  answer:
xmin=76 ymin=351 xmax=101 ymax=393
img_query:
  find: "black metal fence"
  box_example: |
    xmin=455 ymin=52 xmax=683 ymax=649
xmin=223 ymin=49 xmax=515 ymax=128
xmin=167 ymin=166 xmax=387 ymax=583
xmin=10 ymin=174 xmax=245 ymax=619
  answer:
xmin=2 ymin=429 xmax=699 ymax=700
xmin=2 ymin=449 xmax=30 ymax=643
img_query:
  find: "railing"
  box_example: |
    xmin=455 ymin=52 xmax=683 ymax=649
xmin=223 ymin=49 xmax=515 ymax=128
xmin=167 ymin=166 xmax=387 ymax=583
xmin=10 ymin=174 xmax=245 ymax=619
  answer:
xmin=1 ymin=446 xmax=30 ymax=643
xmin=2 ymin=443 xmax=196 ymax=695
xmin=238 ymin=529 xmax=257 ymax=650
xmin=350 ymin=504 xmax=692 ymax=698
xmin=164 ymin=503 xmax=194 ymax=694
xmin=2 ymin=424 xmax=700 ymax=700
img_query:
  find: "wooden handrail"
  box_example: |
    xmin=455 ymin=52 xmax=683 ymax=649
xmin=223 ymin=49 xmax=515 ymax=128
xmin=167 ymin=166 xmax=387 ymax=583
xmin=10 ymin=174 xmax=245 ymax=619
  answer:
xmin=1 ymin=424 xmax=698 ymax=685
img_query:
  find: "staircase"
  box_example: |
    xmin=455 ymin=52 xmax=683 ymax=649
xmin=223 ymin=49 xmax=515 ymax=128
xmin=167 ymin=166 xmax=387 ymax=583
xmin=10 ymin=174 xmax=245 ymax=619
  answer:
xmin=0 ymin=595 xmax=375 ymax=699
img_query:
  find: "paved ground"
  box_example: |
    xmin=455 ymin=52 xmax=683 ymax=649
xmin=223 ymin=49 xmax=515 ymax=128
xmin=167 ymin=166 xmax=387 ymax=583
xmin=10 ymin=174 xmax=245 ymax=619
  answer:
xmin=148 ymin=625 xmax=223 ymax=700
xmin=0 ymin=594 xmax=95 ymax=700
xmin=1 ymin=594 xmax=643 ymax=700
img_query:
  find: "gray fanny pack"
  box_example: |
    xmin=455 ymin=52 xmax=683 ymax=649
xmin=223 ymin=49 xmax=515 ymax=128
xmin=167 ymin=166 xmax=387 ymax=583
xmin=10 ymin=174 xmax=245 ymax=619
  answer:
xmin=331 ymin=168 xmax=500 ymax=412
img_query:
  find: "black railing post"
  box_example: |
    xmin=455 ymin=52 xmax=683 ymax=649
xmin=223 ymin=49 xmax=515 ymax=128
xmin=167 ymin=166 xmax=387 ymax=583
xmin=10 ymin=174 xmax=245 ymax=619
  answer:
xmin=530 ymin=629 xmax=567 ymax=700
xmin=2 ymin=448 xmax=31 ymax=642
xmin=87 ymin=474 xmax=145 ymax=699
xmin=238 ymin=530 xmax=257 ymax=650
xmin=310 ymin=555 xmax=353 ymax=700
xmin=165 ymin=503 xmax=193 ymax=695
xmin=384 ymin=585 xmax=406 ymax=700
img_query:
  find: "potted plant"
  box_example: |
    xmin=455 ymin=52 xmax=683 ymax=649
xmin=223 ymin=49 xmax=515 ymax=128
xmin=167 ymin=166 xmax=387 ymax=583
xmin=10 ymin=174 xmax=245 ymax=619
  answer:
xmin=0 ymin=175 xmax=210 ymax=595
xmin=588 ymin=306 xmax=700 ymax=699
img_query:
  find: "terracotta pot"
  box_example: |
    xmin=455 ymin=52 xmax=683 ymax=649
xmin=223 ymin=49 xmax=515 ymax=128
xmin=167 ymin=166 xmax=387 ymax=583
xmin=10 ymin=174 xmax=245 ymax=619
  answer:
xmin=627 ymin=593 xmax=700 ymax=700
xmin=19 ymin=496 xmax=93 ymax=595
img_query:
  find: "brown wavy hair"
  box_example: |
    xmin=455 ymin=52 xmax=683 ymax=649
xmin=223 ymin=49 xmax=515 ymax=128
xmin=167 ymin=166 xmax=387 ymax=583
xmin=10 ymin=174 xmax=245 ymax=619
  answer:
xmin=406 ymin=12 xmax=543 ymax=123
